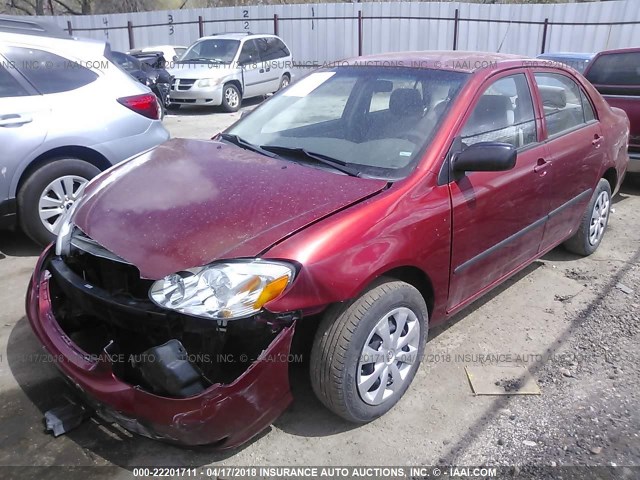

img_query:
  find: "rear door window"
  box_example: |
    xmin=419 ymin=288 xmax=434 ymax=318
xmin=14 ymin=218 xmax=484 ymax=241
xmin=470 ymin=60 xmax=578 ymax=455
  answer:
xmin=0 ymin=65 xmax=29 ymax=97
xmin=261 ymin=37 xmax=290 ymax=61
xmin=238 ymin=40 xmax=260 ymax=66
xmin=586 ymin=52 xmax=640 ymax=86
xmin=4 ymin=47 xmax=97 ymax=94
xmin=534 ymin=73 xmax=592 ymax=137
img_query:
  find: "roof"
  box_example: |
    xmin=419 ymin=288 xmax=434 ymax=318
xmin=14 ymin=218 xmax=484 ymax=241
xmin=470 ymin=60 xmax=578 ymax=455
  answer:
xmin=596 ymin=46 xmax=640 ymax=55
xmin=0 ymin=14 xmax=68 ymax=38
xmin=343 ymin=50 xmax=529 ymax=73
xmin=537 ymin=52 xmax=595 ymax=61
xmin=200 ymin=32 xmax=278 ymax=41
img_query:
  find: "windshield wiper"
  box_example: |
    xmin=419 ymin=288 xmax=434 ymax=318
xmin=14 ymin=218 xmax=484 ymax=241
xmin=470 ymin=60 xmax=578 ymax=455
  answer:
xmin=218 ymin=133 xmax=278 ymax=158
xmin=260 ymin=145 xmax=361 ymax=177
xmin=179 ymin=57 xmax=223 ymax=63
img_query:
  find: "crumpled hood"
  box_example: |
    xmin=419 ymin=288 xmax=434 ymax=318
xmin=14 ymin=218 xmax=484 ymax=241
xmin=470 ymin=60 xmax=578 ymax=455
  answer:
xmin=73 ymin=138 xmax=387 ymax=279
xmin=167 ymin=63 xmax=238 ymax=80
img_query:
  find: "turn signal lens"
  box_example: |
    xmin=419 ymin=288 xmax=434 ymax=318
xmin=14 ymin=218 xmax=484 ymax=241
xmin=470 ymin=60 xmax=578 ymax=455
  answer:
xmin=254 ymin=275 xmax=290 ymax=309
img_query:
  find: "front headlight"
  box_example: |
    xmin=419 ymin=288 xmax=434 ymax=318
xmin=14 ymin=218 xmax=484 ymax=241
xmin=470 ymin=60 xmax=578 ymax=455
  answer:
xmin=149 ymin=261 xmax=295 ymax=320
xmin=196 ymin=78 xmax=222 ymax=87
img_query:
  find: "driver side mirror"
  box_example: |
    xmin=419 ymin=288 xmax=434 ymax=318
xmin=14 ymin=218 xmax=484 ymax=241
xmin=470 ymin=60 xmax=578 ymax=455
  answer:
xmin=452 ymin=142 xmax=517 ymax=173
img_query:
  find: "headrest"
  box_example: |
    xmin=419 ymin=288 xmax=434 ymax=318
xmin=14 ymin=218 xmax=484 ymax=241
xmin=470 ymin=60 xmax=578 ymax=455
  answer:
xmin=389 ymin=88 xmax=423 ymax=116
xmin=538 ymin=85 xmax=567 ymax=109
xmin=471 ymin=95 xmax=513 ymax=129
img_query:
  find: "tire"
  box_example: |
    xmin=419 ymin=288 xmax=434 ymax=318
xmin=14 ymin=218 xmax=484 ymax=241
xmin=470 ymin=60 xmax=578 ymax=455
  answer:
xmin=221 ymin=83 xmax=242 ymax=112
xmin=278 ymin=74 xmax=290 ymax=91
xmin=18 ymin=158 xmax=101 ymax=246
xmin=563 ymin=178 xmax=612 ymax=256
xmin=310 ymin=279 xmax=428 ymax=423
xmin=166 ymin=103 xmax=181 ymax=111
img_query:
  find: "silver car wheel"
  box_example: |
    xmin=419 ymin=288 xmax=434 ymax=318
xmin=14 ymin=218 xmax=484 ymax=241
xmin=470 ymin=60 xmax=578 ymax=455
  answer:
xmin=38 ymin=175 xmax=88 ymax=234
xmin=588 ymin=190 xmax=610 ymax=246
xmin=225 ymin=87 xmax=240 ymax=108
xmin=357 ymin=307 xmax=420 ymax=406
xmin=280 ymin=76 xmax=290 ymax=89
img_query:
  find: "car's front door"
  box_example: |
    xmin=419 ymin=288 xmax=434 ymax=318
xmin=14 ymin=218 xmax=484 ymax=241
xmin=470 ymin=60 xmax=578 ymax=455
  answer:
xmin=447 ymin=71 xmax=548 ymax=311
xmin=532 ymin=71 xmax=606 ymax=252
xmin=0 ymin=62 xmax=50 ymax=204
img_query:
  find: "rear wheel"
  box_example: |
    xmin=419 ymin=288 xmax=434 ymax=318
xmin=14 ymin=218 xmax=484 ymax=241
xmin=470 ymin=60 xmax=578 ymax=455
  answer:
xmin=310 ymin=279 xmax=428 ymax=423
xmin=278 ymin=74 xmax=290 ymax=91
xmin=18 ymin=158 xmax=101 ymax=246
xmin=563 ymin=178 xmax=612 ymax=256
xmin=221 ymin=83 xmax=241 ymax=112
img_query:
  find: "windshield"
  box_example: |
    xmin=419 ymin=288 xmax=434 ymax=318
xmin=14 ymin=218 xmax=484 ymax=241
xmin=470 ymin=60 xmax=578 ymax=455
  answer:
xmin=180 ymin=39 xmax=240 ymax=64
xmin=227 ymin=66 xmax=468 ymax=179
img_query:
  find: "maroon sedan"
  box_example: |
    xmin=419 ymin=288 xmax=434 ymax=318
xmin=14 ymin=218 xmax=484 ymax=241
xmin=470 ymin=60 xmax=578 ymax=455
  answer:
xmin=26 ymin=52 xmax=629 ymax=447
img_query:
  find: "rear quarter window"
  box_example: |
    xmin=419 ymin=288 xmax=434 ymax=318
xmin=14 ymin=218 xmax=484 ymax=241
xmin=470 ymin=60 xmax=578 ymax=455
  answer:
xmin=586 ymin=52 xmax=640 ymax=95
xmin=5 ymin=46 xmax=98 ymax=94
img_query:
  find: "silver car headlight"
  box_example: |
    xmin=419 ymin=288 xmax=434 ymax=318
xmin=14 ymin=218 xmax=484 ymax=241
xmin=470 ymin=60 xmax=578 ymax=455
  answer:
xmin=196 ymin=78 xmax=223 ymax=88
xmin=55 ymin=201 xmax=80 ymax=256
xmin=149 ymin=261 xmax=295 ymax=320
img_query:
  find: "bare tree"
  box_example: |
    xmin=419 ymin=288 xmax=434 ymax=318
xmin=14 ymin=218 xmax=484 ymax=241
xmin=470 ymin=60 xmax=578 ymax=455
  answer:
xmin=0 ymin=0 xmax=607 ymax=16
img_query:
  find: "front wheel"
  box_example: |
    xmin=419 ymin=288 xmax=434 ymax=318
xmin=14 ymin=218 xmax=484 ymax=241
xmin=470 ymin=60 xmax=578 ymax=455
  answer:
xmin=18 ymin=158 xmax=101 ymax=246
xmin=310 ymin=279 xmax=428 ymax=423
xmin=221 ymin=83 xmax=241 ymax=112
xmin=563 ymin=178 xmax=612 ymax=256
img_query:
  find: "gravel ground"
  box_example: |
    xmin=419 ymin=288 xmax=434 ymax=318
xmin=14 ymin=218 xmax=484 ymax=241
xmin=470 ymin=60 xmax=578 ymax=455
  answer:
xmin=450 ymin=225 xmax=640 ymax=478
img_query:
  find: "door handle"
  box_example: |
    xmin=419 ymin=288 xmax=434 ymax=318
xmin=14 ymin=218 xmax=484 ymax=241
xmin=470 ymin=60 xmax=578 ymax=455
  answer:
xmin=592 ymin=134 xmax=604 ymax=147
xmin=259 ymin=68 xmax=265 ymax=73
xmin=0 ymin=114 xmax=32 ymax=127
xmin=533 ymin=158 xmax=550 ymax=173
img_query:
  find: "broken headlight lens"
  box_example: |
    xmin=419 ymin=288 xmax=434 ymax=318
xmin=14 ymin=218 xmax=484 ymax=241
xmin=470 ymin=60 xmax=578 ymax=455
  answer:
xmin=149 ymin=261 xmax=295 ymax=320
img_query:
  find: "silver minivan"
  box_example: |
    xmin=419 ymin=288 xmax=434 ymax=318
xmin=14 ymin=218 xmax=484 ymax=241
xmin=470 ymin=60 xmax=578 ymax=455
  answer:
xmin=167 ymin=33 xmax=293 ymax=112
xmin=0 ymin=16 xmax=169 ymax=245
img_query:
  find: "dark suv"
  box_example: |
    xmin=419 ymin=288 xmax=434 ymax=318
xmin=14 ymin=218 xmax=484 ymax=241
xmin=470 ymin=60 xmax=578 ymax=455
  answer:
xmin=584 ymin=47 xmax=640 ymax=180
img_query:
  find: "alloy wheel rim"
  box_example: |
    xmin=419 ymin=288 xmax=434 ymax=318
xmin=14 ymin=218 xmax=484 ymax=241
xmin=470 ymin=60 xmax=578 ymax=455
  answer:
xmin=357 ymin=307 xmax=420 ymax=406
xmin=38 ymin=175 xmax=88 ymax=234
xmin=225 ymin=87 xmax=239 ymax=108
xmin=588 ymin=190 xmax=610 ymax=246
xmin=281 ymin=77 xmax=289 ymax=89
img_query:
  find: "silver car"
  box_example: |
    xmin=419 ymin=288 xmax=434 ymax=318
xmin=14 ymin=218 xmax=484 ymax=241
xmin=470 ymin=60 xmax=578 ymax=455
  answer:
xmin=167 ymin=33 xmax=293 ymax=112
xmin=0 ymin=16 xmax=169 ymax=245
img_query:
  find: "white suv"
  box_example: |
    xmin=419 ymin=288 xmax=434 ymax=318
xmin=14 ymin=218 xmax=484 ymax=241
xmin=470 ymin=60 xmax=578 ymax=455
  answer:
xmin=167 ymin=33 xmax=293 ymax=112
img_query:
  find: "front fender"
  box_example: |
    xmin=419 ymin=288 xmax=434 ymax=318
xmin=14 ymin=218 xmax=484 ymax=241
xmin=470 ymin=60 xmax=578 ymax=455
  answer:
xmin=263 ymin=175 xmax=452 ymax=323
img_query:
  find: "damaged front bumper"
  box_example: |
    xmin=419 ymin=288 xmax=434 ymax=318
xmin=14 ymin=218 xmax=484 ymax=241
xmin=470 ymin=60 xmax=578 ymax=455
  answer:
xmin=26 ymin=245 xmax=296 ymax=448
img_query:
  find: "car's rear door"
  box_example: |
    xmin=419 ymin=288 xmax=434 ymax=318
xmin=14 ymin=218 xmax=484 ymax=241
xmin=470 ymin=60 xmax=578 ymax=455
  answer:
xmin=447 ymin=70 xmax=548 ymax=311
xmin=532 ymin=70 xmax=605 ymax=252
xmin=238 ymin=39 xmax=264 ymax=99
xmin=0 ymin=59 xmax=50 ymax=203
xmin=253 ymin=37 xmax=280 ymax=94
